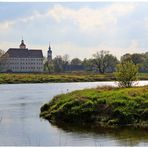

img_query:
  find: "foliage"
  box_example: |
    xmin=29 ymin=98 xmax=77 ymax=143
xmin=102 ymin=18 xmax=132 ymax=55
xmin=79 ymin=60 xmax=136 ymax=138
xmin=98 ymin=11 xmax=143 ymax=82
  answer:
xmin=92 ymin=50 xmax=118 ymax=73
xmin=115 ymin=60 xmax=139 ymax=88
xmin=40 ymin=86 xmax=148 ymax=127
xmin=52 ymin=55 xmax=69 ymax=72
xmin=143 ymin=53 xmax=148 ymax=72
xmin=121 ymin=53 xmax=132 ymax=63
xmin=121 ymin=52 xmax=148 ymax=72
xmin=42 ymin=51 xmax=148 ymax=73
xmin=44 ymin=61 xmax=54 ymax=73
xmin=131 ymin=53 xmax=145 ymax=65
xmin=82 ymin=58 xmax=94 ymax=71
xmin=71 ymin=58 xmax=82 ymax=65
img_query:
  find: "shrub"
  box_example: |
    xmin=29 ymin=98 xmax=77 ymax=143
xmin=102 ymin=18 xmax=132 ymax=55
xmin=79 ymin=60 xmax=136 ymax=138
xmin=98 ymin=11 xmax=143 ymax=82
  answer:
xmin=114 ymin=60 xmax=138 ymax=88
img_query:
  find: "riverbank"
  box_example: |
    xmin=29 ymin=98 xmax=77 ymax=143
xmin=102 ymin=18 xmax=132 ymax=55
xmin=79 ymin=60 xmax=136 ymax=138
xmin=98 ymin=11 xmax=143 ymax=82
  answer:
xmin=40 ymin=86 xmax=148 ymax=128
xmin=0 ymin=73 xmax=113 ymax=84
xmin=0 ymin=73 xmax=148 ymax=84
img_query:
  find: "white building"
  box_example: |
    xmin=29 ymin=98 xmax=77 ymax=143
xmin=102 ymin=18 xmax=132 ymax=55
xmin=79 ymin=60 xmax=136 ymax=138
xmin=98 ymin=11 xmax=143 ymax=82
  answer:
xmin=1 ymin=40 xmax=44 ymax=73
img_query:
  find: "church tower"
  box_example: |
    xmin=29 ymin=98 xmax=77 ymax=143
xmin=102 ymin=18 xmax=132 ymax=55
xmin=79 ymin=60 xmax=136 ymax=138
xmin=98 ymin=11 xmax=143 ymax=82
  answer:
xmin=19 ymin=39 xmax=26 ymax=49
xmin=47 ymin=43 xmax=52 ymax=62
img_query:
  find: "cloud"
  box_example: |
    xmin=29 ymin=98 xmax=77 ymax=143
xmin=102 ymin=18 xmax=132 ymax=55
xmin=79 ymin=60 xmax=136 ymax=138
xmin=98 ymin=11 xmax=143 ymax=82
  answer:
xmin=144 ymin=17 xmax=148 ymax=31
xmin=0 ymin=21 xmax=14 ymax=32
xmin=19 ymin=11 xmax=44 ymax=23
xmin=0 ymin=10 xmax=43 ymax=32
xmin=0 ymin=3 xmax=136 ymax=32
xmin=48 ymin=3 xmax=136 ymax=31
xmin=0 ymin=2 xmax=145 ymax=60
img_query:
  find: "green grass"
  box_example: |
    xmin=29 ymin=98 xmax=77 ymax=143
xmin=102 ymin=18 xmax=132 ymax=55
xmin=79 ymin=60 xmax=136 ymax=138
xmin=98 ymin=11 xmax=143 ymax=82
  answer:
xmin=0 ymin=72 xmax=147 ymax=84
xmin=0 ymin=73 xmax=114 ymax=84
xmin=40 ymin=86 xmax=148 ymax=128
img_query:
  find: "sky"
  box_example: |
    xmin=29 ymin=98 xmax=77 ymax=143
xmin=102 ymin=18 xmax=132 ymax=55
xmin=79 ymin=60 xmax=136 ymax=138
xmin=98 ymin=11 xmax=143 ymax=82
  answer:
xmin=0 ymin=2 xmax=148 ymax=60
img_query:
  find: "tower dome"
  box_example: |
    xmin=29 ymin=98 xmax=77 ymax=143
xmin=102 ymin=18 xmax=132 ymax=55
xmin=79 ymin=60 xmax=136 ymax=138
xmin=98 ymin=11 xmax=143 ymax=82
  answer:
xmin=19 ymin=40 xmax=26 ymax=49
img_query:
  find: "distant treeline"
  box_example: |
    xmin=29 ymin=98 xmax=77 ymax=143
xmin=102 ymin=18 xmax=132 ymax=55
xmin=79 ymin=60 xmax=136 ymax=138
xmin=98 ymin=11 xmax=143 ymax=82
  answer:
xmin=44 ymin=50 xmax=148 ymax=73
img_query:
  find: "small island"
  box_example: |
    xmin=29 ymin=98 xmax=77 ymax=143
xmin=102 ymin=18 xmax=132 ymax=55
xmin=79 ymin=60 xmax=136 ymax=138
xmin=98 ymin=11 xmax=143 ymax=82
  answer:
xmin=40 ymin=85 xmax=148 ymax=128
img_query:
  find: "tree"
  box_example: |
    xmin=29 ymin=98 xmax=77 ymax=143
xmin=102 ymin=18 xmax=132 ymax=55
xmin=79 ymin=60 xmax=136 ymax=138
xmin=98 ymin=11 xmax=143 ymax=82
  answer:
xmin=62 ymin=54 xmax=70 ymax=71
xmin=114 ymin=60 xmax=138 ymax=88
xmin=143 ymin=53 xmax=148 ymax=72
xmin=121 ymin=53 xmax=145 ymax=65
xmin=131 ymin=53 xmax=145 ymax=65
xmin=121 ymin=53 xmax=146 ymax=72
xmin=52 ymin=56 xmax=64 ymax=72
xmin=52 ymin=54 xmax=70 ymax=72
xmin=121 ymin=53 xmax=132 ymax=62
xmin=0 ymin=49 xmax=6 ymax=71
xmin=44 ymin=61 xmax=54 ymax=73
xmin=82 ymin=58 xmax=94 ymax=71
xmin=71 ymin=58 xmax=82 ymax=65
xmin=92 ymin=50 xmax=118 ymax=73
xmin=104 ymin=54 xmax=119 ymax=72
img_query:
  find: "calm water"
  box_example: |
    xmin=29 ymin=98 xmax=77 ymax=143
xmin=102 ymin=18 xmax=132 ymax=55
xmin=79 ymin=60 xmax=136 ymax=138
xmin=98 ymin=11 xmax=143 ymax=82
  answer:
xmin=0 ymin=81 xmax=148 ymax=146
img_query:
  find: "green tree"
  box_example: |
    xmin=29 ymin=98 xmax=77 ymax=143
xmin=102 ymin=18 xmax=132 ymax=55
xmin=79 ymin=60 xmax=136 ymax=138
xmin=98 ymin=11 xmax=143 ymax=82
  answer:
xmin=71 ymin=58 xmax=82 ymax=65
xmin=143 ymin=53 xmax=148 ymax=72
xmin=62 ymin=54 xmax=70 ymax=70
xmin=52 ymin=56 xmax=64 ymax=72
xmin=121 ymin=53 xmax=132 ymax=62
xmin=115 ymin=60 xmax=139 ymax=88
xmin=44 ymin=61 xmax=54 ymax=73
xmin=82 ymin=58 xmax=94 ymax=71
xmin=131 ymin=53 xmax=145 ymax=65
xmin=52 ymin=54 xmax=70 ymax=72
xmin=93 ymin=50 xmax=118 ymax=73
xmin=121 ymin=53 xmax=147 ymax=72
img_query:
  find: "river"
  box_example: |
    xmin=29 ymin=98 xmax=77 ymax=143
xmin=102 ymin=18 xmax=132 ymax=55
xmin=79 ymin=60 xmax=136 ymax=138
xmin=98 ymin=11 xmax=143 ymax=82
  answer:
xmin=0 ymin=81 xmax=148 ymax=146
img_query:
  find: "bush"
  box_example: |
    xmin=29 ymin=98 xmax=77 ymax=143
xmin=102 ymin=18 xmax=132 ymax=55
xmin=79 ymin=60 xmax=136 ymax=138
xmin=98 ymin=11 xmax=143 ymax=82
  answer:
xmin=115 ymin=60 xmax=138 ymax=88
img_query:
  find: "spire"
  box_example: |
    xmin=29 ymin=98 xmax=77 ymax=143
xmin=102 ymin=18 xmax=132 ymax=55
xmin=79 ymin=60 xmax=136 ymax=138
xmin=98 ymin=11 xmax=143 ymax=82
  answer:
xmin=47 ymin=42 xmax=52 ymax=62
xmin=48 ymin=42 xmax=51 ymax=50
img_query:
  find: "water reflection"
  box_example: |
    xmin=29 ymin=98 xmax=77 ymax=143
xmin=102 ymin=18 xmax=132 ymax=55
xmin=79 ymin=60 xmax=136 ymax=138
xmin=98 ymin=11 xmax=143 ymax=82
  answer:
xmin=51 ymin=122 xmax=148 ymax=146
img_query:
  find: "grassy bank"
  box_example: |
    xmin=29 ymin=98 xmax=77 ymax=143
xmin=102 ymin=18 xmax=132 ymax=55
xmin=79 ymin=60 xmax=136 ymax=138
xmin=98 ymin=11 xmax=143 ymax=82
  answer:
xmin=0 ymin=73 xmax=114 ymax=84
xmin=0 ymin=73 xmax=148 ymax=84
xmin=40 ymin=86 xmax=148 ymax=128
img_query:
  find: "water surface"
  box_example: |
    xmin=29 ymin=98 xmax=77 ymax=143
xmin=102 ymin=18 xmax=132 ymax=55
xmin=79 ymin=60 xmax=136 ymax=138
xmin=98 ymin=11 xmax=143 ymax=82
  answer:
xmin=0 ymin=81 xmax=148 ymax=146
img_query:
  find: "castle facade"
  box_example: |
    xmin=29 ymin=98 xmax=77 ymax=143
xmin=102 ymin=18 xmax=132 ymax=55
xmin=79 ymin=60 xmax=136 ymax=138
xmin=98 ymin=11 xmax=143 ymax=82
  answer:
xmin=1 ymin=40 xmax=44 ymax=73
